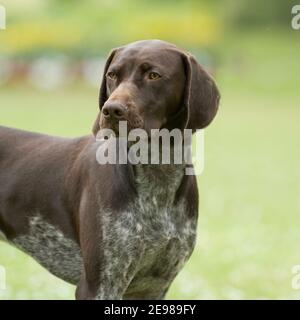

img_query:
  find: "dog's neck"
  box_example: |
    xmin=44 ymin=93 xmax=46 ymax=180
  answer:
xmin=134 ymin=163 xmax=185 ymax=205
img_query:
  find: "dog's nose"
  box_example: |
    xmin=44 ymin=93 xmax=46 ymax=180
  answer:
xmin=102 ymin=102 xmax=126 ymax=121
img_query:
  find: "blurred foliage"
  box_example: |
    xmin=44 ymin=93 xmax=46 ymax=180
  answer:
xmin=0 ymin=0 xmax=221 ymax=58
xmin=0 ymin=0 xmax=295 ymax=58
xmin=225 ymin=0 xmax=297 ymax=28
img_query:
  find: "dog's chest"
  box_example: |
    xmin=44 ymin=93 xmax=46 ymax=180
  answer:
xmin=101 ymin=166 xmax=197 ymax=297
xmin=133 ymin=193 xmax=197 ymax=281
xmin=136 ymin=171 xmax=196 ymax=273
xmin=134 ymin=165 xmax=196 ymax=243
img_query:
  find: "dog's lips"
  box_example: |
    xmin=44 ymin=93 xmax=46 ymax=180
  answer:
xmin=99 ymin=124 xmax=119 ymax=137
xmin=100 ymin=118 xmax=119 ymax=131
xmin=100 ymin=120 xmax=144 ymax=135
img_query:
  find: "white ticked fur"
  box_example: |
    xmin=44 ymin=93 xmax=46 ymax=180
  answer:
xmin=6 ymin=165 xmax=197 ymax=300
xmin=97 ymin=164 xmax=198 ymax=300
xmin=12 ymin=215 xmax=83 ymax=285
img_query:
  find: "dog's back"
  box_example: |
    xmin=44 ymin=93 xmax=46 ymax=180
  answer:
xmin=0 ymin=126 xmax=89 ymax=239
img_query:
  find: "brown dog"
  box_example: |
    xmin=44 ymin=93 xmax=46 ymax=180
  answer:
xmin=0 ymin=40 xmax=220 ymax=299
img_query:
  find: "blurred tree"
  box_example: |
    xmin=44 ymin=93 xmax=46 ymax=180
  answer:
xmin=225 ymin=0 xmax=296 ymax=28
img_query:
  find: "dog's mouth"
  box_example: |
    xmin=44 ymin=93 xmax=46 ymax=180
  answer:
xmin=100 ymin=116 xmax=144 ymax=137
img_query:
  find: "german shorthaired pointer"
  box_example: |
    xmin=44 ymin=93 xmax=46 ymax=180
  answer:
xmin=0 ymin=40 xmax=220 ymax=299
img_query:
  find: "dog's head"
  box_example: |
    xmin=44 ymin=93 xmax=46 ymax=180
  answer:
xmin=93 ymin=40 xmax=220 ymax=136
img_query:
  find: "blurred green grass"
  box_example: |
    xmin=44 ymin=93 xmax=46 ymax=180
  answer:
xmin=0 ymin=31 xmax=300 ymax=299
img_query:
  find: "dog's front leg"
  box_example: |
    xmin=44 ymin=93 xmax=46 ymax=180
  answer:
xmin=76 ymin=209 xmax=143 ymax=300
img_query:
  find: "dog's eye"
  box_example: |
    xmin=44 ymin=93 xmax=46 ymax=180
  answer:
xmin=107 ymin=72 xmax=117 ymax=80
xmin=148 ymin=72 xmax=161 ymax=80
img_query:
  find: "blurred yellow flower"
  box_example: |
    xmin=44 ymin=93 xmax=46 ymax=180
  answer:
xmin=1 ymin=22 xmax=83 ymax=55
xmin=123 ymin=11 xmax=220 ymax=47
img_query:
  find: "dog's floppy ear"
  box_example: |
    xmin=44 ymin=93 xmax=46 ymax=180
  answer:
xmin=92 ymin=48 xmax=119 ymax=137
xmin=181 ymin=53 xmax=220 ymax=131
